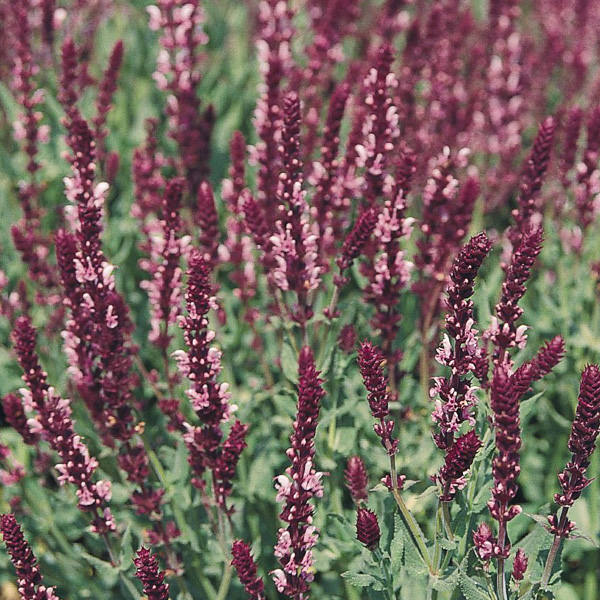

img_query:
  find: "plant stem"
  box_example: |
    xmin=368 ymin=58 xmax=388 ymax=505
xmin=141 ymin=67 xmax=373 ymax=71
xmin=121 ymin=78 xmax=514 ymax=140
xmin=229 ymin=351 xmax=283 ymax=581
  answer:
xmin=120 ymin=572 xmax=141 ymax=600
xmin=215 ymin=562 xmax=233 ymax=600
xmin=102 ymin=532 xmax=119 ymax=567
xmin=388 ymin=452 xmax=435 ymax=574
xmin=496 ymin=522 xmax=507 ymax=600
xmin=327 ymin=284 xmax=340 ymax=317
xmin=541 ymin=535 xmax=562 ymax=589
xmin=441 ymin=502 xmax=454 ymax=541
xmin=541 ymin=507 xmax=569 ymax=588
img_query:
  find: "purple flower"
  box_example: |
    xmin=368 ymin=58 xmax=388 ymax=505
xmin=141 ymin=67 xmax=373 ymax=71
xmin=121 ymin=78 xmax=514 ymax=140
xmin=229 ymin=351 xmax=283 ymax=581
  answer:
xmin=336 ymin=206 xmax=379 ymax=281
xmin=489 ymin=227 xmax=543 ymax=360
xmin=59 ymin=38 xmax=79 ymax=117
xmin=356 ymin=507 xmax=381 ymax=550
xmin=139 ymin=177 xmax=187 ymax=352
xmin=413 ymin=151 xmax=477 ymax=330
xmin=560 ymin=107 xmax=583 ymax=189
xmin=177 ymin=251 xmax=232 ymax=476
xmin=214 ymin=420 xmax=249 ymax=510
xmin=311 ymin=82 xmax=351 ymax=251
xmin=435 ymin=430 xmax=482 ymax=501
xmin=575 ymin=107 xmax=600 ymax=230
xmin=148 ymin=0 xmax=213 ymax=197
xmin=356 ymin=44 xmax=399 ymax=206
xmin=132 ymin=119 xmax=167 ymax=221
xmin=431 ymin=232 xmax=491 ymax=450
xmin=176 ymin=250 xmax=245 ymax=511
xmin=344 ymin=456 xmax=369 ymax=503
xmin=487 ymin=365 xmax=522 ymax=558
xmin=549 ymin=365 xmax=600 ymax=537
xmin=272 ymin=347 xmax=324 ymax=598
xmin=60 ymin=114 xmax=138 ymax=444
xmin=134 ymin=547 xmax=169 ymax=600
xmin=93 ymin=40 xmax=124 ymax=162
xmin=269 ymin=93 xmax=321 ymax=323
xmin=231 ymin=540 xmax=265 ymax=600
xmin=12 ymin=316 xmax=115 ymax=533
xmin=363 ymin=149 xmax=416 ymax=371
xmin=195 ymin=181 xmax=220 ymax=267
xmin=510 ymin=116 xmax=556 ymax=242
xmin=357 ymin=340 xmax=397 ymax=454
xmin=510 ymin=335 xmax=565 ymax=398
xmin=2 ymin=393 xmax=39 ymax=446
xmin=512 ymin=548 xmax=528 ymax=582
xmin=252 ymin=0 xmax=294 ymax=224
xmin=0 ymin=514 xmax=61 ymax=600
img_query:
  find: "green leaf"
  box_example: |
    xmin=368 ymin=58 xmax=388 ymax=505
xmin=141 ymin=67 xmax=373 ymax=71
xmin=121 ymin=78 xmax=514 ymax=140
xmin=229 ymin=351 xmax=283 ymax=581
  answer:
xmin=118 ymin=524 xmax=134 ymax=570
xmin=390 ymin=514 xmax=404 ymax=572
xmin=432 ymin=568 xmax=459 ymax=593
xmin=280 ymin=343 xmax=299 ymax=383
xmin=80 ymin=551 xmax=120 ymax=586
xmin=341 ymin=571 xmax=378 ymax=588
xmin=458 ymin=572 xmax=492 ymax=600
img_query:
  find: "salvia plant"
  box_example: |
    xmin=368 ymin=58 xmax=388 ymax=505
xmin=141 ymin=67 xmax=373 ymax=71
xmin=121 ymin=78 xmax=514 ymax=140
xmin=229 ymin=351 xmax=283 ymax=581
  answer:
xmin=1 ymin=0 xmax=600 ymax=599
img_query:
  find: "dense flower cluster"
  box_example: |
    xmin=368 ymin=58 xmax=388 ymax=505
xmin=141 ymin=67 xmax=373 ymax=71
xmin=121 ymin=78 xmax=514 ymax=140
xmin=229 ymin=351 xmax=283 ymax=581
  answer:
xmin=488 ymin=227 xmax=543 ymax=360
xmin=12 ymin=316 xmax=115 ymax=533
xmin=231 ymin=540 xmax=265 ymax=600
xmin=356 ymin=508 xmax=381 ymax=551
xmin=147 ymin=0 xmax=213 ymax=197
xmin=4 ymin=1 xmax=600 ymax=598
xmin=0 ymin=514 xmax=61 ymax=600
xmin=269 ymin=92 xmax=321 ymax=325
xmin=140 ymin=177 xmax=189 ymax=352
xmin=134 ymin=547 xmax=169 ymax=600
xmin=549 ymin=365 xmax=600 ymax=537
xmin=272 ymin=347 xmax=325 ymax=598
xmin=431 ymin=233 xmax=492 ymax=451
xmin=357 ymin=340 xmax=397 ymax=454
xmin=175 ymin=250 xmax=246 ymax=510
xmin=344 ymin=456 xmax=369 ymax=504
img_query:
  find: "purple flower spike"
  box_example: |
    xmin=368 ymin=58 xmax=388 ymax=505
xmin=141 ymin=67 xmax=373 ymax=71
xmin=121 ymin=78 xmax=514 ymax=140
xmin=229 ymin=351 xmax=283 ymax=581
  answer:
xmin=232 ymin=540 xmax=265 ymax=600
xmin=356 ymin=507 xmax=381 ymax=550
xmin=272 ymin=347 xmax=325 ymax=599
xmin=1 ymin=514 xmax=61 ymax=600
xmin=357 ymin=341 xmax=397 ymax=454
xmin=512 ymin=548 xmax=528 ymax=582
xmin=344 ymin=456 xmax=369 ymax=503
xmin=549 ymin=365 xmax=600 ymax=537
xmin=134 ymin=547 xmax=169 ymax=600
xmin=436 ymin=431 xmax=482 ymax=501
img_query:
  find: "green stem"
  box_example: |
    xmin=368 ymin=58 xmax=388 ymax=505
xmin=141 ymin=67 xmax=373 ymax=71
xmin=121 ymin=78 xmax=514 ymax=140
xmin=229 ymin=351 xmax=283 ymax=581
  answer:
xmin=541 ymin=507 xmax=569 ymax=588
xmin=375 ymin=548 xmax=395 ymax=600
xmin=496 ymin=522 xmax=507 ymax=600
xmin=388 ymin=453 xmax=434 ymax=574
xmin=119 ymin=572 xmax=141 ymax=600
xmin=442 ymin=502 xmax=454 ymax=541
xmin=215 ymin=562 xmax=233 ymax=600
xmin=102 ymin=532 xmax=119 ymax=567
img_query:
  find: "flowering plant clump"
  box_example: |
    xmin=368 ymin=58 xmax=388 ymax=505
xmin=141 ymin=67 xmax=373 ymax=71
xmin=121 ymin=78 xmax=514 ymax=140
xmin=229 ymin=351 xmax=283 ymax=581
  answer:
xmin=2 ymin=1 xmax=600 ymax=599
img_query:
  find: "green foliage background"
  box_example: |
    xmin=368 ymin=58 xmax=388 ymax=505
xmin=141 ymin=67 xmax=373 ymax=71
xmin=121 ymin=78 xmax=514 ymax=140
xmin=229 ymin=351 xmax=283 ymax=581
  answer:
xmin=0 ymin=1 xmax=599 ymax=599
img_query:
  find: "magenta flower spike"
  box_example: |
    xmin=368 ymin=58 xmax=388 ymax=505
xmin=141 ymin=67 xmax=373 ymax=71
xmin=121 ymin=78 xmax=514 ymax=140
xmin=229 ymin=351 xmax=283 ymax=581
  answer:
xmin=431 ymin=232 xmax=492 ymax=451
xmin=356 ymin=507 xmax=381 ymax=550
xmin=357 ymin=340 xmax=397 ymax=455
xmin=272 ymin=347 xmax=325 ymax=598
xmin=489 ymin=227 xmax=543 ymax=362
xmin=12 ymin=316 xmax=115 ymax=533
xmin=232 ymin=540 xmax=265 ymax=600
xmin=549 ymin=365 xmax=600 ymax=537
xmin=0 ymin=514 xmax=61 ymax=600
xmin=134 ymin=547 xmax=169 ymax=600
xmin=344 ymin=456 xmax=369 ymax=504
